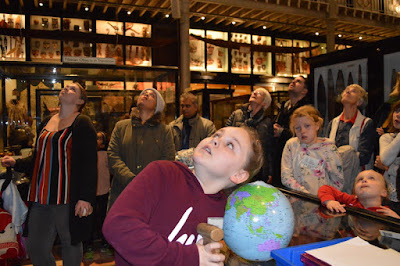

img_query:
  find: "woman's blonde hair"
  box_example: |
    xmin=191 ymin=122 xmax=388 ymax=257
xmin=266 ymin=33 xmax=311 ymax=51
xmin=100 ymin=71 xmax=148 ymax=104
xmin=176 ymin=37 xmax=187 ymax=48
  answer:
xmin=289 ymin=105 xmax=323 ymax=135
xmin=339 ymin=84 xmax=368 ymax=109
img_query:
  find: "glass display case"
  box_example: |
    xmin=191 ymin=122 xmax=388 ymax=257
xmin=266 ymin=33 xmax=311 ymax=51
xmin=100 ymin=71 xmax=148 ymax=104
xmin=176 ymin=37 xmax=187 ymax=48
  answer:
xmin=275 ymin=38 xmax=293 ymax=76
xmin=311 ymin=42 xmax=327 ymax=57
xmin=252 ymin=35 xmax=272 ymax=76
xmin=293 ymin=39 xmax=310 ymax=75
xmin=126 ymin=45 xmax=151 ymax=66
xmin=231 ymin=33 xmax=251 ymax=74
xmin=0 ymin=13 xmax=25 ymax=29
xmin=30 ymin=15 xmax=60 ymax=31
xmin=125 ymin=23 xmax=151 ymax=38
xmin=96 ymin=20 xmax=123 ymax=35
xmin=62 ymin=18 xmax=92 ymax=32
xmin=189 ymin=29 xmax=205 ymax=71
xmin=206 ymin=30 xmax=228 ymax=73
xmin=96 ymin=43 xmax=123 ymax=65
xmin=63 ymin=41 xmax=92 ymax=57
xmin=0 ymin=35 xmax=25 ymax=61
xmin=30 ymin=38 xmax=61 ymax=62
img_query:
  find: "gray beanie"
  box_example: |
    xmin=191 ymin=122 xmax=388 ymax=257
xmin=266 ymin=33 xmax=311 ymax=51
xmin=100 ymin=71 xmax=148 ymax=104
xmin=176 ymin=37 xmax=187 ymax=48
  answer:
xmin=140 ymin=88 xmax=166 ymax=114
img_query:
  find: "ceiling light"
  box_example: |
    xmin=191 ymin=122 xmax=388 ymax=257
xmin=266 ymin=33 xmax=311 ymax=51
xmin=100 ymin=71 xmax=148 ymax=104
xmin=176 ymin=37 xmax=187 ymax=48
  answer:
xmin=359 ymin=36 xmax=363 ymax=40
xmin=85 ymin=7 xmax=89 ymax=11
xmin=127 ymin=11 xmax=131 ymax=15
xmin=201 ymin=16 xmax=205 ymax=20
xmin=315 ymin=32 xmax=319 ymax=36
xmin=53 ymin=68 xmax=56 ymax=73
xmin=338 ymin=34 xmax=342 ymax=38
xmin=263 ymin=26 xmax=267 ymax=29
xmin=165 ymin=14 xmax=170 ymax=18
xmin=232 ymin=21 xmax=236 ymax=25
xmin=39 ymin=2 xmax=43 ymax=6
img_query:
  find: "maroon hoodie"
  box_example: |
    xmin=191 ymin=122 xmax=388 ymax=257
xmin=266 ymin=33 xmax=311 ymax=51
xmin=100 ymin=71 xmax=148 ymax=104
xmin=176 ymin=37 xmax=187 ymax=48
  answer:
xmin=103 ymin=161 xmax=227 ymax=265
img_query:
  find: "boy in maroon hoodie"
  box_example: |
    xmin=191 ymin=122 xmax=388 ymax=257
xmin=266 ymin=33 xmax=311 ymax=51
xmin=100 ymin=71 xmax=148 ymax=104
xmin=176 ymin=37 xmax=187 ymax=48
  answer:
xmin=318 ymin=169 xmax=400 ymax=219
xmin=103 ymin=127 xmax=263 ymax=265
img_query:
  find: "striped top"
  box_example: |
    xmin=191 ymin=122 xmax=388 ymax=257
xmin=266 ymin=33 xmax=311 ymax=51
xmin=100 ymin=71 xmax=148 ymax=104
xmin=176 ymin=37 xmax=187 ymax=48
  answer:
xmin=28 ymin=126 xmax=73 ymax=204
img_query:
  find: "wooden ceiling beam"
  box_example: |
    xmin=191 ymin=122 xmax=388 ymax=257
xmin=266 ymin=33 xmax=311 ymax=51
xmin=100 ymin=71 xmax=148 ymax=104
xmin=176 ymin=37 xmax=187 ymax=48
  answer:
xmin=63 ymin=0 xmax=68 ymax=9
xmin=77 ymin=1 xmax=82 ymax=11
xmin=160 ymin=0 xmax=170 ymax=8
xmin=194 ymin=3 xmax=210 ymax=12
xmin=103 ymin=5 xmax=109 ymax=13
xmin=90 ymin=2 xmax=96 ymax=11
xmin=196 ymin=0 xmax=326 ymax=19
xmin=139 ymin=9 xmax=147 ymax=17
xmin=229 ymin=7 xmax=243 ymax=17
xmin=151 ymin=11 xmax=160 ymax=18
xmin=34 ymin=0 xmax=38 ymax=7
xmin=5 ymin=0 xmax=10 ymax=5
xmin=208 ymin=4 xmax=221 ymax=13
xmin=49 ymin=0 xmax=53 ymax=8
xmin=19 ymin=0 xmax=24 ymax=7
xmin=116 ymin=6 xmax=123 ymax=15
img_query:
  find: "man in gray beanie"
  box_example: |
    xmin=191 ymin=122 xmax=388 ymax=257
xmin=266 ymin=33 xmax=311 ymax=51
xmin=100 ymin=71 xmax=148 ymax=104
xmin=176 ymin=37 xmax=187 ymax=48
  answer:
xmin=107 ymin=88 xmax=175 ymax=209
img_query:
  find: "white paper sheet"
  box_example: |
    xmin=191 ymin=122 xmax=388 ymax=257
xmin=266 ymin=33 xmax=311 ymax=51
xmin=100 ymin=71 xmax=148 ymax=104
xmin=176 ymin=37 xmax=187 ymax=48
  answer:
xmin=306 ymin=237 xmax=400 ymax=266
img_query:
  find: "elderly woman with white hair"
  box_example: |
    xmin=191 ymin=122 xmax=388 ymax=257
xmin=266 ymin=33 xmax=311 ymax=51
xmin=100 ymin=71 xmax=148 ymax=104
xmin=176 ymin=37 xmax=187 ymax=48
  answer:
xmin=107 ymin=88 xmax=175 ymax=208
xmin=326 ymin=84 xmax=375 ymax=171
xmin=225 ymin=87 xmax=273 ymax=182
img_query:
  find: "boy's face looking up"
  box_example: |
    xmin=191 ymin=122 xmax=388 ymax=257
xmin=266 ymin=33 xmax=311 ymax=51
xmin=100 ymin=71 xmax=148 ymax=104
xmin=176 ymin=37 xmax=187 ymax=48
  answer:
xmin=354 ymin=170 xmax=387 ymax=200
xmin=193 ymin=127 xmax=251 ymax=183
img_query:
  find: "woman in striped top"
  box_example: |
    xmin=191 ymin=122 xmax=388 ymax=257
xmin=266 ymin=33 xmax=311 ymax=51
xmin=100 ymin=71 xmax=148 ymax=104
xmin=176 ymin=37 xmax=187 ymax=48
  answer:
xmin=2 ymin=82 xmax=97 ymax=265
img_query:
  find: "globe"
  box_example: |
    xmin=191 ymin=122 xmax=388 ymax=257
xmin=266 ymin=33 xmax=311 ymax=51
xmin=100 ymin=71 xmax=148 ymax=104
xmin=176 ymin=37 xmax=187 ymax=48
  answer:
xmin=223 ymin=181 xmax=294 ymax=261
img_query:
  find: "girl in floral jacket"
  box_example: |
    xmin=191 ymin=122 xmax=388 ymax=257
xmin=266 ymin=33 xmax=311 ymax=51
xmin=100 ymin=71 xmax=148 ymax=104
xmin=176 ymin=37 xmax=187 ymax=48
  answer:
xmin=281 ymin=105 xmax=344 ymax=195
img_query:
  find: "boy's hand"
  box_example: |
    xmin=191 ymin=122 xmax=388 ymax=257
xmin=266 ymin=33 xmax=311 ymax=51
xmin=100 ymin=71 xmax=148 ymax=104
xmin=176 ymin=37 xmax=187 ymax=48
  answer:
xmin=1 ymin=155 xmax=16 ymax=167
xmin=197 ymin=240 xmax=225 ymax=266
xmin=325 ymin=200 xmax=346 ymax=213
xmin=376 ymin=206 xmax=400 ymax=219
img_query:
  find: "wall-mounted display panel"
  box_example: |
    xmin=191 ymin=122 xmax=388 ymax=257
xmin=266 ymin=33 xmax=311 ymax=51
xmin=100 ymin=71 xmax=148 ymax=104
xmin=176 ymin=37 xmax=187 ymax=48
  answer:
xmin=0 ymin=13 xmax=25 ymax=29
xmin=252 ymin=35 xmax=272 ymax=76
xmin=231 ymin=33 xmax=251 ymax=74
xmin=206 ymin=30 xmax=228 ymax=73
xmin=293 ymin=40 xmax=310 ymax=75
xmin=125 ymin=23 xmax=151 ymax=38
xmin=0 ymin=36 xmax=25 ymax=61
xmin=63 ymin=41 xmax=92 ymax=57
xmin=63 ymin=18 xmax=92 ymax=32
xmin=126 ymin=45 xmax=151 ymax=66
xmin=31 ymin=38 xmax=61 ymax=62
xmin=275 ymin=38 xmax=293 ymax=76
xmin=189 ymin=29 xmax=205 ymax=71
xmin=96 ymin=20 xmax=123 ymax=35
xmin=30 ymin=15 xmax=60 ymax=31
xmin=96 ymin=43 xmax=123 ymax=65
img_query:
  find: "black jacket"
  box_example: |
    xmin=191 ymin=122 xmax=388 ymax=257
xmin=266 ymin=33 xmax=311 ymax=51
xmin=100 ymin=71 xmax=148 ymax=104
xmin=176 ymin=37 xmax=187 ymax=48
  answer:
xmin=15 ymin=114 xmax=97 ymax=244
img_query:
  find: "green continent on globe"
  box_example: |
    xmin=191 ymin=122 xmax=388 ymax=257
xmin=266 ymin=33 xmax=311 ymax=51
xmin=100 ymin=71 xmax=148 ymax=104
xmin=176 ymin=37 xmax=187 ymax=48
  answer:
xmin=226 ymin=185 xmax=278 ymax=220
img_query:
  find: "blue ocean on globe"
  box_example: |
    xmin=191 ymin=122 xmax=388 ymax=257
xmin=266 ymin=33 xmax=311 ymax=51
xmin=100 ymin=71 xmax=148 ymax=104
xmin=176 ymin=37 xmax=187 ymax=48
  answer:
xmin=223 ymin=181 xmax=294 ymax=261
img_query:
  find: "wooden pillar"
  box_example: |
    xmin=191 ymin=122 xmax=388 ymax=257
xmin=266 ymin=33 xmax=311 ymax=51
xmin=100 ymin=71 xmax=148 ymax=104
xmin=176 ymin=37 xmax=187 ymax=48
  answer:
xmin=326 ymin=0 xmax=338 ymax=53
xmin=179 ymin=0 xmax=191 ymax=94
xmin=326 ymin=19 xmax=336 ymax=53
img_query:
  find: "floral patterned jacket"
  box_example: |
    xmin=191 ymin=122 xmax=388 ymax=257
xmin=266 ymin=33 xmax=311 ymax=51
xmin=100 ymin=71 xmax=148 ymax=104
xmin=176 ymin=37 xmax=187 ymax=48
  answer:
xmin=281 ymin=137 xmax=344 ymax=195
